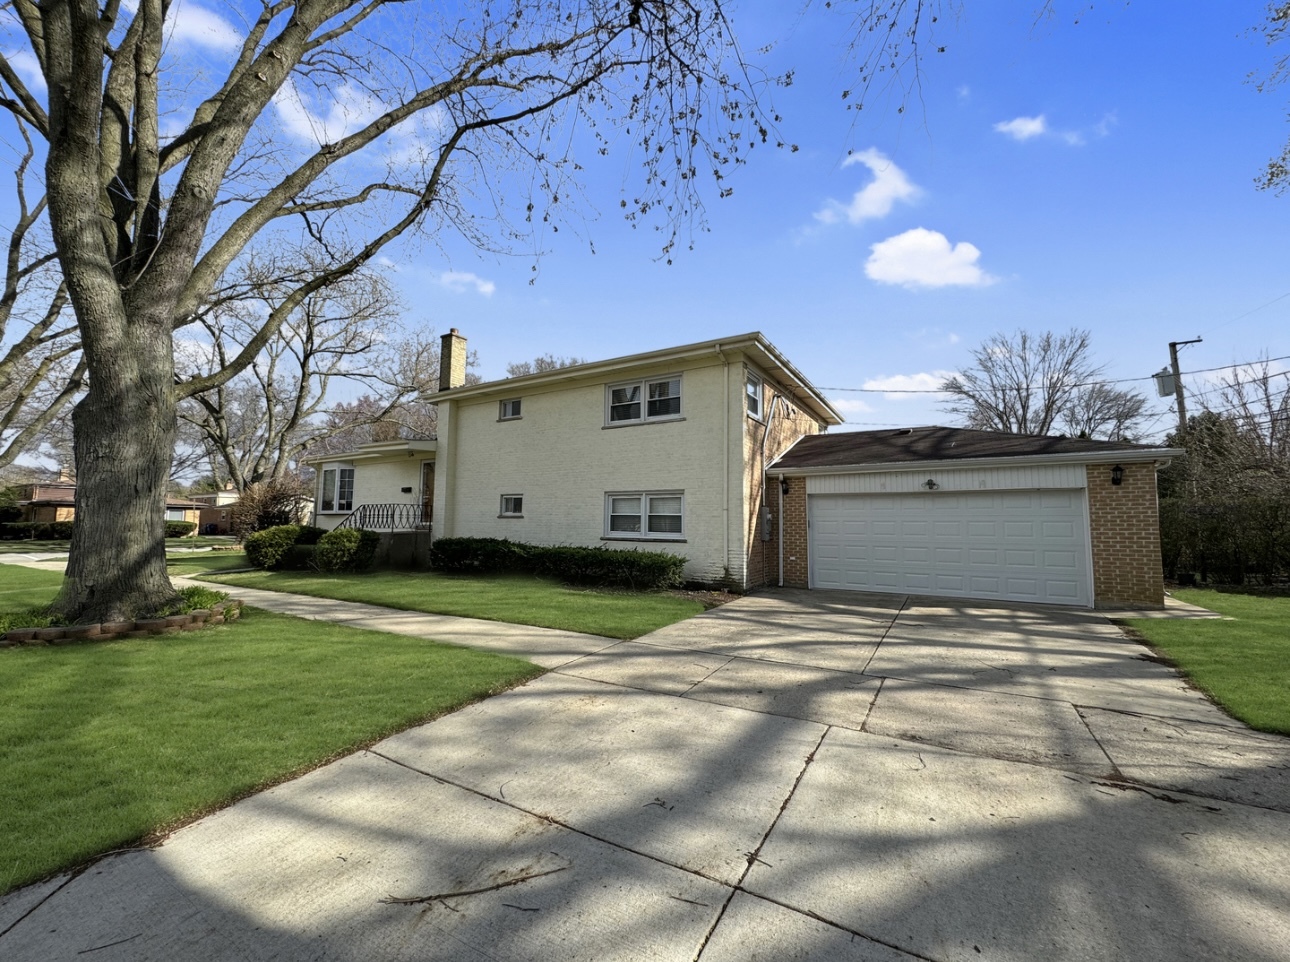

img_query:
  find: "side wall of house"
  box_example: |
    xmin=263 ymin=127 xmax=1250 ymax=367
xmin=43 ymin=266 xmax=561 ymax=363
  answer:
xmin=744 ymin=375 xmax=826 ymax=589
xmin=1086 ymin=461 xmax=1165 ymax=608
xmin=436 ymin=354 xmax=746 ymax=584
xmin=312 ymin=456 xmax=427 ymax=530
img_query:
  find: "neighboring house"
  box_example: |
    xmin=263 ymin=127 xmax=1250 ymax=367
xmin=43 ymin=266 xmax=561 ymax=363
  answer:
xmin=305 ymin=330 xmax=1179 ymax=608
xmin=13 ymin=483 xmax=203 ymax=531
xmin=189 ymin=483 xmax=241 ymax=535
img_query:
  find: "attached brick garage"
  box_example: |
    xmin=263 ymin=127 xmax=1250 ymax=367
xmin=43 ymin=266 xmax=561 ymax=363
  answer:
xmin=766 ymin=427 xmax=1179 ymax=609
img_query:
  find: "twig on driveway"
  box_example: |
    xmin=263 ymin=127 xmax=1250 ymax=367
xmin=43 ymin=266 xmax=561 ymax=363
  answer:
xmin=381 ymin=866 xmax=569 ymax=906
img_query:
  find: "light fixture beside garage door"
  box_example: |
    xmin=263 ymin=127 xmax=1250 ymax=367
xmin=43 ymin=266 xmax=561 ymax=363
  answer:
xmin=1110 ymin=464 xmax=1124 ymax=486
xmin=922 ymin=478 xmax=939 ymax=490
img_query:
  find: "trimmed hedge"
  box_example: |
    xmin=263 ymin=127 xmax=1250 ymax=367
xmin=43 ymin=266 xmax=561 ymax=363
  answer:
xmin=165 ymin=521 xmax=198 ymax=538
xmin=431 ymin=537 xmax=686 ymax=591
xmin=314 ymin=528 xmax=380 ymax=573
xmin=244 ymin=525 xmax=304 ymax=569
xmin=0 ymin=520 xmax=74 ymax=540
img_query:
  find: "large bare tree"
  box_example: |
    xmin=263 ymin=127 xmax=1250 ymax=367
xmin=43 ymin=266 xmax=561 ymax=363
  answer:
xmin=6 ymin=0 xmax=767 ymax=621
xmin=940 ymin=328 xmax=1149 ymax=439
xmin=177 ymin=255 xmax=437 ymax=490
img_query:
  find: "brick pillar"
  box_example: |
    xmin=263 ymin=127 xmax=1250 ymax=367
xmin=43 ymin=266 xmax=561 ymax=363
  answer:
xmin=1086 ymin=462 xmax=1165 ymax=608
xmin=767 ymin=477 xmax=809 ymax=588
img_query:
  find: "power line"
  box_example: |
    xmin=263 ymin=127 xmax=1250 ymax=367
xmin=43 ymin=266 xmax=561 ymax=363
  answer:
xmin=820 ymin=353 xmax=1290 ymax=395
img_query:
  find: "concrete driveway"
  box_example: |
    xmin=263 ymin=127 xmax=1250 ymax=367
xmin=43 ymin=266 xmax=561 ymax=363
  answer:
xmin=3 ymin=589 xmax=1290 ymax=961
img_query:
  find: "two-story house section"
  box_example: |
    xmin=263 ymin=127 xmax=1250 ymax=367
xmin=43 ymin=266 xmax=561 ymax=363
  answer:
xmin=430 ymin=330 xmax=842 ymax=587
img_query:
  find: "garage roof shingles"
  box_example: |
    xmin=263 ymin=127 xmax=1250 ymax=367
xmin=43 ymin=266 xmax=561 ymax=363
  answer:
xmin=771 ymin=425 xmax=1164 ymax=471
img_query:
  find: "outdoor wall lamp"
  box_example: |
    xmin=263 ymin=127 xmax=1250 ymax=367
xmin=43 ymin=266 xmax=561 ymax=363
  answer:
xmin=1110 ymin=464 xmax=1124 ymax=486
xmin=923 ymin=479 xmax=939 ymax=490
xmin=780 ymin=477 xmax=790 ymax=496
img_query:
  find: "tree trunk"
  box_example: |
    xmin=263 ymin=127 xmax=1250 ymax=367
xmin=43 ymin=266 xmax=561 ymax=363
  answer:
xmin=54 ymin=315 xmax=178 ymax=624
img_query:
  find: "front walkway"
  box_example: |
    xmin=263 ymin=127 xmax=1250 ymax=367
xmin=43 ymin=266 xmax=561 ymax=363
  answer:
xmin=3 ymin=586 xmax=1289 ymax=961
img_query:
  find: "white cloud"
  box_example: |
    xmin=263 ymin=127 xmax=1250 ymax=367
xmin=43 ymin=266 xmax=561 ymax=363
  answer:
xmin=5 ymin=49 xmax=45 ymax=93
xmin=814 ymin=148 xmax=921 ymax=226
xmin=830 ymin=397 xmax=874 ymax=415
xmin=273 ymin=78 xmax=386 ymax=144
xmin=862 ymin=371 xmax=956 ymax=397
xmin=994 ymin=115 xmax=1048 ymax=141
xmin=157 ymin=0 xmax=241 ymax=52
xmin=865 ymin=228 xmax=997 ymax=289
xmin=437 ymin=271 xmax=495 ymax=297
xmin=956 ymin=85 xmax=971 ymax=101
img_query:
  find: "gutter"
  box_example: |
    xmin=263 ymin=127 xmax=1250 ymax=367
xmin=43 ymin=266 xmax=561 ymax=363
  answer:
xmin=767 ymin=447 xmax=1183 ymax=477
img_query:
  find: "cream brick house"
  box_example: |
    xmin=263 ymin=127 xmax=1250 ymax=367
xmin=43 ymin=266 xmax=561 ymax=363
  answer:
xmin=306 ymin=331 xmax=1179 ymax=606
xmin=429 ymin=330 xmax=841 ymax=586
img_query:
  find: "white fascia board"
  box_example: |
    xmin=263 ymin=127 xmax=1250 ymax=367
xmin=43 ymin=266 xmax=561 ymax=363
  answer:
xmin=301 ymin=439 xmax=436 ymax=466
xmin=767 ymin=447 xmax=1183 ymax=477
xmin=426 ymin=332 xmax=844 ymax=426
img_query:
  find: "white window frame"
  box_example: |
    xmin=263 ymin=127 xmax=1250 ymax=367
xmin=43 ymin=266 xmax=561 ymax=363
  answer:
xmin=500 ymin=494 xmax=524 ymax=517
xmin=605 ymin=374 xmax=683 ymax=426
xmin=320 ymin=465 xmax=355 ymax=513
xmin=746 ymin=371 xmax=763 ymax=420
xmin=603 ymin=490 xmax=685 ymax=541
xmin=165 ymin=507 xmax=187 ymax=522
xmin=499 ymin=398 xmax=522 ymax=420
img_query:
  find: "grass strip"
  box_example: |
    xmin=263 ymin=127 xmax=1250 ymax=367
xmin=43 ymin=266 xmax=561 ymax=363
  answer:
xmin=206 ymin=568 xmax=704 ymax=639
xmin=1125 ymin=588 xmax=1290 ymax=735
xmin=0 ymin=567 xmax=542 ymax=895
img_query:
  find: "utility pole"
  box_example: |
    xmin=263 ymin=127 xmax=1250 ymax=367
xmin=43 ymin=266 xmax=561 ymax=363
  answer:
xmin=1168 ymin=337 xmax=1203 ymax=439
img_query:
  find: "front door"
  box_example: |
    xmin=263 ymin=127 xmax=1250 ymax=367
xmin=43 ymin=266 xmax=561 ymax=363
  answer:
xmin=420 ymin=461 xmax=435 ymax=524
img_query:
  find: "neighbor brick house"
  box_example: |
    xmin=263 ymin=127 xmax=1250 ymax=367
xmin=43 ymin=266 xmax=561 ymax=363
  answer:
xmin=12 ymin=483 xmax=203 ymax=531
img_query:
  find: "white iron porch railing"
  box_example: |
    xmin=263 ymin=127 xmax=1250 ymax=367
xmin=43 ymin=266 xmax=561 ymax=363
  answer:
xmin=334 ymin=503 xmax=429 ymax=532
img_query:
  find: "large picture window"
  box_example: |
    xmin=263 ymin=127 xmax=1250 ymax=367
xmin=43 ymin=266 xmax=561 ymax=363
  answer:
xmin=321 ymin=467 xmax=355 ymax=512
xmin=606 ymin=375 xmax=682 ymax=425
xmin=605 ymin=491 xmax=684 ymax=540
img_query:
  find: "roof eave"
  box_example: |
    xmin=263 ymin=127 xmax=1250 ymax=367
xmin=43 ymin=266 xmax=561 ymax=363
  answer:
xmin=768 ymin=447 xmax=1184 ymax=476
xmin=428 ymin=332 xmax=844 ymax=425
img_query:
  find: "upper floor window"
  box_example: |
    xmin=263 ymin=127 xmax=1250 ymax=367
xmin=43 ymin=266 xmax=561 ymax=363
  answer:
xmin=499 ymin=398 xmax=522 ymax=420
xmin=746 ymin=372 xmax=763 ymax=419
xmin=607 ymin=375 xmax=682 ymax=425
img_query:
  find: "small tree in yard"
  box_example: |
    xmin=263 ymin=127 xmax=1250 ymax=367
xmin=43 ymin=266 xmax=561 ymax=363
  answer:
xmin=229 ymin=478 xmax=313 ymax=542
xmin=10 ymin=1 xmax=773 ymax=622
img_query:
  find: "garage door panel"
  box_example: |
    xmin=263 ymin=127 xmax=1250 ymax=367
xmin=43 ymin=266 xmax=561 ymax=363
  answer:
xmin=810 ymin=490 xmax=1090 ymax=606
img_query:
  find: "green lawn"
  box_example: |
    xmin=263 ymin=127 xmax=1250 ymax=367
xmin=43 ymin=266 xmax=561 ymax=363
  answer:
xmin=1127 ymin=589 xmax=1290 ymax=734
xmin=0 ymin=567 xmax=542 ymax=895
xmin=205 ymin=569 xmax=705 ymax=639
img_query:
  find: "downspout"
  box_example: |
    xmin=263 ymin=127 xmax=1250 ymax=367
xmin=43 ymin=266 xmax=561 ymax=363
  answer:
xmin=778 ymin=473 xmax=785 ymax=587
xmin=715 ymin=344 xmax=731 ymax=578
xmin=758 ymin=394 xmax=782 ymax=587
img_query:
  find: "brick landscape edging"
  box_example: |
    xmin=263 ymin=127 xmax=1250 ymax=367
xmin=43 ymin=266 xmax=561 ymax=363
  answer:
xmin=0 ymin=600 xmax=244 ymax=648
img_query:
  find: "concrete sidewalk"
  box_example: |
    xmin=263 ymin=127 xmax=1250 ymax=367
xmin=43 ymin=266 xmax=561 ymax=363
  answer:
xmin=3 ymin=586 xmax=1289 ymax=961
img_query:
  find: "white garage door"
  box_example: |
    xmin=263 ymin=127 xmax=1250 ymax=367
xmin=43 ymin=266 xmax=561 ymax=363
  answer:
xmin=810 ymin=490 xmax=1091 ymax=606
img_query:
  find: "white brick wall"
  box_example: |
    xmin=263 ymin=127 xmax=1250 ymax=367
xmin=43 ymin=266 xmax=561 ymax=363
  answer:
xmin=436 ymin=354 xmax=750 ymax=583
xmin=313 ymin=456 xmax=428 ymax=529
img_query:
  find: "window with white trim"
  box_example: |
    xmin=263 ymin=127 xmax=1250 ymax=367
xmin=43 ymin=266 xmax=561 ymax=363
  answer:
xmin=605 ymin=491 xmax=684 ymax=539
xmin=165 ymin=507 xmax=187 ymax=522
xmin=321 ymin=467 xmax=355 ymax=512
xmin=746 ymin=372 xmax=763 ymax=419
xmin=606 ymin=375 xmax=682 ymax=424
xmin=499 ymin=398 xmax=522 ymax=420
xmin=500 ymin=494 xmax=523 ymax=517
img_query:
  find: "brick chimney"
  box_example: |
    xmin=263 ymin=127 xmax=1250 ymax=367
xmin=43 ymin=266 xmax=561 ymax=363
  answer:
xmin=439 ymin=328 xmax=467 ymax=392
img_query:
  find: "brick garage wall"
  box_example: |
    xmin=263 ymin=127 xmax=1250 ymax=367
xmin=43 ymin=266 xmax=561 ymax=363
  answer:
xmin=760 ymin=476 xmax=809 ymax=588
xmin=1086 ymin=461 xmax=1165 ymax=608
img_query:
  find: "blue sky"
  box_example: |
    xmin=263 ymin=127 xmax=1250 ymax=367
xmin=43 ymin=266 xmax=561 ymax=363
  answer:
xmin=5 ymin=2 xmax=1288 ymax=444
xmin=383 ymin=2 xmax=1290 ymax=440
